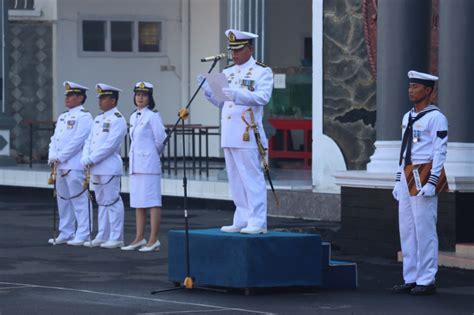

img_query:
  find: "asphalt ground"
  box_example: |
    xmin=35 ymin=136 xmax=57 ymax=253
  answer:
xmin=1 ymin=186 xmax=474 ymax=315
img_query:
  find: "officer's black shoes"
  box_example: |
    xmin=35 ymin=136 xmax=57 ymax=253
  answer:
xmin=410 ymin=284 xmax=436 ymax=296
xmin=392 ymin=282 xmax=416 ymax=293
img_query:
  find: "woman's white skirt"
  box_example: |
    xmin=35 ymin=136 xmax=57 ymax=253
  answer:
xmin=129 ymin=174 xmax=162 ymax=208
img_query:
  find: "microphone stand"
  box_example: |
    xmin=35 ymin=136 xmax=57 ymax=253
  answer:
xmin=151 ymin=58 xmax=220 ymax=294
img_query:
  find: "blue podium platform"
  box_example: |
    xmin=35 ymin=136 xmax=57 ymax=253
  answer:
xmin=168 ymin=228 xmax=357 ymax=290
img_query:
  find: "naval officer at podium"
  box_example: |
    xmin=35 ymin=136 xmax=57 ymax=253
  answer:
xmin=200 ymin=29 xmax=274 ymax=234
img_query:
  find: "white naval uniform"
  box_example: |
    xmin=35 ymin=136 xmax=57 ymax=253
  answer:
xmin=128 ymin=107 xmax=167 ymax=208
xmin=82 ymin=107 xmax=127 ymax=242
xmin=398 ymin=104 xmax=448 ymax=285
xmin=48 ymin=105 xmax=93 ymax=241
xmin=204 ymin=56 xmax=273 ymax=228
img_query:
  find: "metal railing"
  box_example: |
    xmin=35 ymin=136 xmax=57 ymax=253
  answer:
xmin=23 ymin=120 xmax=55 ymax=168
xmin=23 ymin=120 xmax=221 ymax=177
xmin=162 ymin=124 xmax=221 ymax=178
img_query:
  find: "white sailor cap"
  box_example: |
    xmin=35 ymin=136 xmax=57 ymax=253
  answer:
xmin=134 ymin=81 xmax=153 ymax=94
xmin=96 ymin=83 xmax=122 ymax=98
xmin=63 ymin=81 xmax=89 ymax=95
xmin=408 ymin=70 xmax=438 ymax=88
xmin=225 ymin=29 xmax=258 ymax=50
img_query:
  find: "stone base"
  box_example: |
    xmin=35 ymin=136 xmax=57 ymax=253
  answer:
xmin=0 ymin=156 xmax=17 ymax=166
xmin=336 ymin=187 xmax=474 ymax=259
xmin=268 ymin=189 xmax=340 ymax=221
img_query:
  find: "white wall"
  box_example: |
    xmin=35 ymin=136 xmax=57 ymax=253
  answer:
xmin=54 ymin=0 xmax=182 ymax=124
xmin=53 ymin=0 xmax=223 ymax=156
xmin=188 ymin=0 xmax=222 ymax=156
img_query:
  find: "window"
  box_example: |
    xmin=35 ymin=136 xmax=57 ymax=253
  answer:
xmin=83 ymin=21 xmax=106 ymax=52
xmin=139 ymin=22 xmax=160 ymax=52
xmin=111 ymin=21 xmax=133 ymax=52
xmin=9 ymin=0 xmax=34 ymax=10
xmin=80 ymin=18 xmax=163 ymax=56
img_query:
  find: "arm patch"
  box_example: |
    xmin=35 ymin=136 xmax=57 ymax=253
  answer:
xmin=437 ymin=130 xmax=448 ymax=139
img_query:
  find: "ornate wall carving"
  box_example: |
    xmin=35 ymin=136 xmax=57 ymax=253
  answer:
xmin=323 ymin=0 xmax=376 ymax=170
xmin=8 ymin=22 xmax=53 ymax=162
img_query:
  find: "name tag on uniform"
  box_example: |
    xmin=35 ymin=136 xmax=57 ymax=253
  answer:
xmin=102 ymin=122 xmax=110 ymax=132
xmin=412 ymin=169 xmax=423 ymax=190
xmin=67 ymin=120 xmax=75 ymax=129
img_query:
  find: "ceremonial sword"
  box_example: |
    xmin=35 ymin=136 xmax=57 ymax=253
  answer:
xmin=241 ymin=108 xmax=280 ymax=207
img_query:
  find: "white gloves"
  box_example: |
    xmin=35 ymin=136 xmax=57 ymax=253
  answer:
xmin=48 ymin=153 xmax=57 ymax=165
xmin=80 ymin=156 xmax=92 ymax=167
xmin=222 ymin=87 xmax=237 ymax=102
xmin=197 ymin=74 xmax=211 ymax=94
xmin=392 ymin=181 xmax=400 ymax=201
xmin=417 ymin=183 xmax=436 ymax=197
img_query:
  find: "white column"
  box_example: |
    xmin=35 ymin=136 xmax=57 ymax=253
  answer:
xmin=311 ymin=0 xmax=346 ymax=193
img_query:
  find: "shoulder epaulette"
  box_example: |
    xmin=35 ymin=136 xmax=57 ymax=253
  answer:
xmin=81 ymin=109 xmax=89 ymax=112
xmin=224 ymin=64 xmax=235 ymax=69
xmin=152 ymin=109 xmax=159 ymax=113
xmin=256 ymin=61 xmax=268 ymax=68
xmin=114 ymin=112 xmax=122 ymax=118
xmin=62 ymin=110 xmax=68 ymax=114
xmin=98 ymin=112 xmax=104 ymax=115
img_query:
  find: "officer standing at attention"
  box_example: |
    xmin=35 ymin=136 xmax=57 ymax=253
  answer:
xmin=47 ymin=81 xmax=93 ymax=245
xmin=121 ymin=82 xmax=167 ymax=252
xmin=392 ymin=71 xmax=449 ymax=295
xmin=199 ymin=29 xmax=274 ymax=234
xmin=81 ymin=83 xmax=127 ymax=249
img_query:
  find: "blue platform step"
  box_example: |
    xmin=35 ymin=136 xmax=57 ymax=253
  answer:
xmin=168 ymin=228 xmax=357 ymax=290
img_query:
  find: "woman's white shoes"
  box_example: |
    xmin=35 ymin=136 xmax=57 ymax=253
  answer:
xmin=138 ymin=240 xmax=161 ymax=252
xmin=121 ymin=239 xmax=147 ymax=251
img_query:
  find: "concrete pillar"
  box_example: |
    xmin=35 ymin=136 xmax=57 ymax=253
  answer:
xmin=438 ymin=0 xmax=474 ymax=176
xmin=367 ymin=0 xmax=432 ymax=172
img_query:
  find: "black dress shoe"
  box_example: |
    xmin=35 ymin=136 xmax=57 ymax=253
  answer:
xmin=392 ymin=282 xmax=416 ymax=293
xmin=410 ymin=284 xmax=436 ymax=296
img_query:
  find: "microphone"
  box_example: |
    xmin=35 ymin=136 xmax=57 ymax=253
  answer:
xmin=201 ymin=53 xmax=226 ymax=62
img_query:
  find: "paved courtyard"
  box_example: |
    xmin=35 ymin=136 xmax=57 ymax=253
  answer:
xmin=1 ymin=186 xmax=474 ymax=314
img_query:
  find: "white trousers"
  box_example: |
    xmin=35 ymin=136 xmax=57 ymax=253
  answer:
xmin=55 ymin=170 xmax=92 ymax=241
xmin=224 ymin=148 xmax=267 ymax=228
xmin=92 ymin=175 xmax=124 ymax=242
xmin=399 ymin=171 xmax=438 ymax=285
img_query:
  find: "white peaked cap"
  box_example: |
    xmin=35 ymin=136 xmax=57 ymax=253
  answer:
xmin=63 ymin=81 xmax=89 ymax=95
xmin=96 ymin=83 xmax=122 ymax=97
xmin=225 ymin=29 xmax=258 ymax=50
xmin=408 ymin=70 xmax=438 ymax=81
xmin=134 ymin=81 xmax=153 ymax=89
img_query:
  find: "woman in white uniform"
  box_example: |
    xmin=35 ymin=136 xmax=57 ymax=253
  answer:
xmin=121 ymin=82 xmax=167 ymax=252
